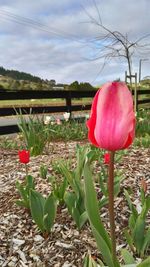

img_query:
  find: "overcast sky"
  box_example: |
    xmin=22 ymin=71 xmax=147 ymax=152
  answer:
xmin=0 ymin=0 xmax=150 ymax=85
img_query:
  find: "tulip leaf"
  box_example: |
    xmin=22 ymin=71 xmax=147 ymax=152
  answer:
xmin=43 ymin=194 xmax=57 ymax=233
xmin=124 ymin=190 xmax=138 ymax=220
xmin=16 ymin=181 xmax=28 ymax=201
xmin=91 ymin=225 xmax=115 ymax=267
xmin=84 ymin=163 xmax=112 ymax=251
xmin=123 ymin=228 xmax=134 ymax=252
xmin=26 ymin=175 xmax=35 ymax=194
xmin=30 ymin=190 xmax=45 ymax=232
xmin=137 ymin=256 xmax=150 ymax=267
xmin=133 ymin=216 xmax=145 ymax=255
xmin=98 ymin=173 xmax=107 ymax=197
xmin=121 ymin=249 xmax=135 ymax=264
xmin=140 ymin=197 xmax=150 ymax=219
xmin=79 ymin=211 xmax=88 ymax=229
xmin=99 ymin=197 xmax=108 ymax=209
xmin=58 ymin=162 xmax=78 ymax=195
xmin=83 ymin=253 xmax=100 ymax=267
xmin=75 ymin=144 xmax=88 ymax=179
xmin=129 ymin=214 xmax=137 ymax=234
xmin=15 ymin=199 xmax=27 ymax=207
xmin=64 ymin=191 xmax=80 ymax=227
xmin=141 ymin=226 xmax=150 ymax=256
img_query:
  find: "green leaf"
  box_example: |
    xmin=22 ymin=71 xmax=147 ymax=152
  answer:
xmin=137 ymin=256 xmax=150 ymax=267
xmin=129 ymin=214 xmax=136 ymax=233
xmin=84 ymin=163 xmax=112 ymax=251
xmin=15 ymin=200 xmax=28 ymax=208
xmin=141 ymin=226 xmax=150 ymax=256
xmin=83 ymin=253 xmax=103 ymax=267
xmin=91 ymin=225 xmax=115 ymax=267
xmin=26 ymin=175 xmax=35 ymax=194
xmin=64 ymin=191 xmax=76 ymax=212
xmin=121 ymin=249 xmax=135 ymax=264
xmin=43 ymin=194 xmax=57 ymax=233
xmin=123 ymin=229 xmax=134 ymax=252
xmin=29 ymin=190 xmax=45 ymax=232
xmin=64 ymin=191 xmax=87 ymax=229
xmin=58 ymin=178 xmax=68 ymax=201
xmin=140 ymin=197 xmax=150 ymax=219
xmin=114 ymin=181 xmax=121 ymax=197
xmin=75 ymin=144 xmax=88 ymax=179
xmin=64 ymin=192 xmax=80 ymax=227
xmin=99 ymin=173 xmax=107 ymax=197
xmin=58 ymin=162 xmax=77 ymax=194
xmin=99 ymin=197 xmax=108 ymax=209
xmin=16 ymin=181 xmax=29 ymax=207
xmin=133 ymin=216 xmax=145 ymax=255
xmin=140 ymin=189 xmax=145 ymax=206
xmin=79 ymin=211 xmax=88 ymax=229
xmin=124 ymin=190 xmax=138 ymax=219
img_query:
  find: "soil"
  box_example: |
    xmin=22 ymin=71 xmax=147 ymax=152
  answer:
xmin=0 ymin=141 xmax=150 ymax=267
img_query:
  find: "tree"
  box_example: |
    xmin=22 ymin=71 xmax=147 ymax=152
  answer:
xmin=80 ymin=82 xmax=95 ymax=91
xmin=69 ymin=81 xmax=80 ymax=91
xmin=0 ymin=84 xmax=5 ymax=91
xmin=84 ymin=2 xmax=150 ymax=84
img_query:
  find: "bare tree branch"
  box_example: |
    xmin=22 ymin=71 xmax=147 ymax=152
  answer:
xmin=83 ymin=0 xmax=150 ymax=84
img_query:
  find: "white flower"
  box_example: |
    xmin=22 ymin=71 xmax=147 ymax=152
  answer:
xmin=139 ymin=117 xmax=144 ymax=122
xmin=63 ymin=112 xmax=70 ymax=121
xmin=44 ymin=116 xmax=52 ymax=125
xmin=85 ymin=114 xmax=90 ymax=119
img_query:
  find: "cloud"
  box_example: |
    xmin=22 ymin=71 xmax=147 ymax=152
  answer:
xmin=0 ymin=0 xmax=150 ymax=85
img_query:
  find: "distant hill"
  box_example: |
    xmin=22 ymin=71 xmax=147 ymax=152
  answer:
xmin=141 ymin=76 xmax=150 ymax=86
xmin=0 ymin=66 xmax=42 ymax=83
xmin=0 ymin=66 xmax=60 ymax=91
xmin=0 ymin=66 xmax=95 ymax=91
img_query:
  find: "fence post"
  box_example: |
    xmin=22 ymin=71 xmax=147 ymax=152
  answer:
xmin=134 ymin=73 xmax=138 ymax=113
xmin=66 ymin=91 xmax=72 ymax=118
xmin=125 ymin=71 xmax=138 ymax=113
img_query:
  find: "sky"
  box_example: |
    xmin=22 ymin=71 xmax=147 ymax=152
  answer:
xmin=0 ymin=0 xmax=150 ymax=85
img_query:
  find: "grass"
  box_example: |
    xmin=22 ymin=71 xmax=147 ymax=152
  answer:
xmin=0 ymin=98 xmax=92 ymax=107
xmin=0 ymin=117 xmax=88 ymax=153
xmin=134 ymin=108 xmax=150 ymax=148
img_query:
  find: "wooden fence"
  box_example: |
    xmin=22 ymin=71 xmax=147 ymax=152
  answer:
xmin=0 ymin=90 xmax=96 ymax=135
xmin=0 ymin=89 xmax=150 ymax=135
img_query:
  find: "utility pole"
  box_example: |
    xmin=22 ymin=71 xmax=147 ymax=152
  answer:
xmin=139 ymin=58 xmax=149 ymax=83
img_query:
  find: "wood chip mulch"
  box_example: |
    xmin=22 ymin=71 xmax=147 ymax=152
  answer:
xmin=0 ymin=141 xmax=150 ymax=267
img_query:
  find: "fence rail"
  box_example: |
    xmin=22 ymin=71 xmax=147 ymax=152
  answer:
xmin=0 ymin=89 xmax=149 ymax=135
xmin=0 ymin=90 xmax=96 ymax=135
xmin=134 ymin=89 xmax=150 ymax=109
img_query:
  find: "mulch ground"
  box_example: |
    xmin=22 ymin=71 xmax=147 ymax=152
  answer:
xmin=0 ymin=141 xmax=150 ymax=267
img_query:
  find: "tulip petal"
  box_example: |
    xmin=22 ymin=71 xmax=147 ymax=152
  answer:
xmin=86 ymin=90 xmax=100 ymax=147
xmin=94 ymin=82 xmax=135 ymax=151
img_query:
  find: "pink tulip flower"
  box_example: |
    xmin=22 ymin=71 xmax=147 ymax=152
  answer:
xmin=87 ymin=82 xmax=135 ymax=151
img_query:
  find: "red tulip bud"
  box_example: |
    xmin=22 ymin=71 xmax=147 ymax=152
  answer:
xmin=18 ymin=150 xmax=30 ymax=164
xmin=104 ymin=153 xmax=110 ymax=164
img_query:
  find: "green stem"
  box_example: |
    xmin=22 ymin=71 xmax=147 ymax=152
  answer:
xmin=25 ymin=164 xmax=28 ymax=177
xmin=108 ymin=151 xmax=117 ymax=264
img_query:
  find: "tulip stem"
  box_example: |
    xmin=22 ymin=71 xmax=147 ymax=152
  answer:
xmin=25 ymin=164 xmax=28 ymax=177
xmin=108 ymin=151 xmax=117 ymax=264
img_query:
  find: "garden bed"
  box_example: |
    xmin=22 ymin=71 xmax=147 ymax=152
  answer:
xmin=0 ymin=141 xmax=150 ymax=267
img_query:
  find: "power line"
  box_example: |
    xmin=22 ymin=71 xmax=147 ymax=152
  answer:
xmin=0 ymin=8 xmax=85 ymax=42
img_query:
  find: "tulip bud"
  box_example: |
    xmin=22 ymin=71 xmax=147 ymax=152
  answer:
xmin=18 ymin=150 xmax=30 ymax=164
xmin=87 ymin=82 xmax=135 ymax=151
xmin=104 ymin=153 xmax=110 ymax=164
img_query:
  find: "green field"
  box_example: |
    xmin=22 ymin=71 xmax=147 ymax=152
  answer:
xmin=0 ymin=98 xmax=93 ymax=108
